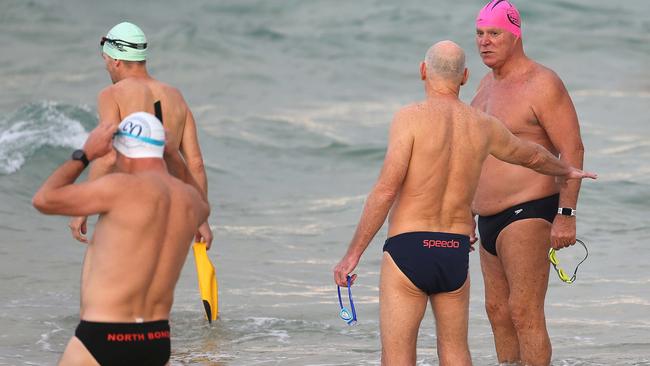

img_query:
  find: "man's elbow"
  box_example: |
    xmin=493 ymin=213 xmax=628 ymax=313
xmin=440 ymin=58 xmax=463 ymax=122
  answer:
xmin=373 ymin=183 xmax=399 ymax=203
xmin=32 ymin=192 xmax=54 ymax=214
xmin=523 ymin=149 xmax=544 ymax=171
xmin=515 ymin=142 xmax=547 ymax=171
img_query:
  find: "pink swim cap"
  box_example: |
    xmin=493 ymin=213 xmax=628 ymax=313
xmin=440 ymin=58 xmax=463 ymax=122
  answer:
xmin=476 ymin=0 xmax=522 ymax=38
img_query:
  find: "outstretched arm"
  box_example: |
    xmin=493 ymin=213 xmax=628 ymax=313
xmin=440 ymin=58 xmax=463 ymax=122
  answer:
xmin=486 ymin=115 xmax=596 ymax=180
xmin=333 ymin=109 xmax=414 ymax=287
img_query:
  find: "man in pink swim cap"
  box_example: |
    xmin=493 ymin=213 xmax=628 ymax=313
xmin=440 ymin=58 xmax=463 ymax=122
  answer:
xmin=471 ymin=1 xmax=587 ymax=365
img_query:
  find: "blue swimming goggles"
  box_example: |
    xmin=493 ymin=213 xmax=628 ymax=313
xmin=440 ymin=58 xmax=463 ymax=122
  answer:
xmin=337 ymin=275 xmax=357 ymax=325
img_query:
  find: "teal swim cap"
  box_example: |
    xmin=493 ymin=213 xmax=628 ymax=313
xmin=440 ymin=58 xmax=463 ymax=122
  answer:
xmin=102 ymin=22 xmax=147 ymax=61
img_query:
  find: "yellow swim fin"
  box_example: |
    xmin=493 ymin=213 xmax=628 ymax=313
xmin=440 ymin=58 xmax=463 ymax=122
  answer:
xmin=192 ymin=242 xmax=218 ymax=323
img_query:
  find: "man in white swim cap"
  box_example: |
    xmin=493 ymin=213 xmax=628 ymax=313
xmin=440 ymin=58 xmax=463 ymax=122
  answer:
xmin=33 ymin=120 xmax=209 ymax=365
xmin=69 ymin=21 xmax=213 ymax=248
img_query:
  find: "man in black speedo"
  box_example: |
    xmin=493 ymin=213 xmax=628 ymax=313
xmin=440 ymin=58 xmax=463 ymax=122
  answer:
xmin=33 ymin=112 xmax=209 ymax=365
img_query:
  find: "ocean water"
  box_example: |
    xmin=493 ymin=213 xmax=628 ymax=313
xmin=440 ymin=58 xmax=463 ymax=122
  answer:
xmin=1 ymin=0 xmax=649 ymax=365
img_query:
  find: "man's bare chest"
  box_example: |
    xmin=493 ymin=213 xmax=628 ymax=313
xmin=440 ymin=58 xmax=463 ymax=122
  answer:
xmin=473 ymin=84 xmax=541 ymax=134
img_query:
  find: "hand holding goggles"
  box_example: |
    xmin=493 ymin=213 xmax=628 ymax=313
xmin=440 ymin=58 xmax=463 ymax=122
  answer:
xmin=548 ymin=239 xmax=588 ymax=284
xmin=337 ymin=275 xmax=357 ymax=325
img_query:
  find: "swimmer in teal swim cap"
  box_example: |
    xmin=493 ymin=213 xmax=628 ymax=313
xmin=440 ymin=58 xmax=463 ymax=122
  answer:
xmin=68 ymin=21 xmax=213 ymax=253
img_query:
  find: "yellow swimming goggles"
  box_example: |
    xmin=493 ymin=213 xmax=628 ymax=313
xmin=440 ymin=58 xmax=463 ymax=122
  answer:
xmin=548 ymin=239 xmax=588 ymax=284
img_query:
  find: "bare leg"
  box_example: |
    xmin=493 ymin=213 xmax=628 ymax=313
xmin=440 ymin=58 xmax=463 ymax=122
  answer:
xmin=480 ymin=245 xmax=520 ymax=363
xmin=58 ymin=337 xmax=99 ymax=366
xmin=430 ymin=277 xmax=472 ymax=366
xmin=499 ymin=219 xmax=552 ymax=366
xmin=380 ymin=252 xmax=428 ymax=366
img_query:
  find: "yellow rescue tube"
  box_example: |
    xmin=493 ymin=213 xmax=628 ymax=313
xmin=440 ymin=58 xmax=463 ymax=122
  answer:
xmin=192 ymin=242 xmax=218 ymax=322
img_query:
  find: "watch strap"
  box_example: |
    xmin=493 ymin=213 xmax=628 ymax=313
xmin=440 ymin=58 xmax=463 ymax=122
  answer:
xmin=557 ymin=207 xmax=576 ymax=217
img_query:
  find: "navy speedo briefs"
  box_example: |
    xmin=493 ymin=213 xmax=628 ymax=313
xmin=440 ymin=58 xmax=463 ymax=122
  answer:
xmin=383 ymin=231 xmax=470 ymax=295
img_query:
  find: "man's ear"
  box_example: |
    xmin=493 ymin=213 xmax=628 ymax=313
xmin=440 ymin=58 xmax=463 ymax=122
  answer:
xmin=420 ymin=62 xmax=426 ymax=81
xmin=461 ymin=67 xmax=469 ymax=86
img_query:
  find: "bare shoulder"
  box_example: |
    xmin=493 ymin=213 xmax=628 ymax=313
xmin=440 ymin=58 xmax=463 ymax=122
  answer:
xmin=89 ymin=172 xmax=139 ymax=197
xmin=394 ymin=102 xmax=426 ymax=122
xmin=154 ymin=81 xmax=185 ymax=102
xmin=156 ymin=82 xmax=191 ymax=118
xmin=387 ymin=103 xmax=425 ymax=138
xmin=476 ymin=72 xmax=494 ymax=92
xmin=526 ymin=62 xmax=574 ymax=120
xmin=529 ymin=62 xmax=568 ymax=96
xmin=469 ymin=105 xmax=500 ymax=131
xmin=160 ymin=81 xmax=182 ymax=95
xmin=97 ymin=84 xmax=117 ymax=101
xmin=167 ymin=175 xmax=199 ymax=197
xmin=171 ymin=177 xmax=209 ymax=214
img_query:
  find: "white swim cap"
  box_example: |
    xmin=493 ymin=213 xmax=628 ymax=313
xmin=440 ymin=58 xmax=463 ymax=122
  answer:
xmin=113 ymin=112 xmax=165 ymax=158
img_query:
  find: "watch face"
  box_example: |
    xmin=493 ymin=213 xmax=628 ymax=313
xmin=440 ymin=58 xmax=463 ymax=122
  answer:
xmin=72 ymin=149 xmax=88 ymax=166
xmin=72 ymin=150 xmax=84 ymax=160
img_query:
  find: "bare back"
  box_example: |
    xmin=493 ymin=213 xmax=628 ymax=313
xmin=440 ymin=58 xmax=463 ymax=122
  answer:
xmin=90 ymin=74 xmax=207 ymax=194
xmin=388 ymin=97 xmax=498 ymax=237
xmin=104 ymin=78 xmax=189 ymax=150
xmin=80 ymin=170 xmax=207 ymax=322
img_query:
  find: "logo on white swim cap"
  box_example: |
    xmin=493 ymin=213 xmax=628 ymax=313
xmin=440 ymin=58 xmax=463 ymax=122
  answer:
xmin=113 ymin=112 xmax=165 ymax=159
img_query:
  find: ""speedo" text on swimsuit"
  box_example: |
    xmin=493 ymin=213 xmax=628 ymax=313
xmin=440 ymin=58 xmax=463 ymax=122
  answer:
xmin=423 ymin=239 xmax=460 ymax=248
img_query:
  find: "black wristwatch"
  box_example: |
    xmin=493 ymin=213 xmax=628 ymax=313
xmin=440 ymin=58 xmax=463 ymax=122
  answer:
xmin=71 ymin=149 xmax=89 ymax=168
xmin=557 ymin=207 xmax=576 ymax=217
